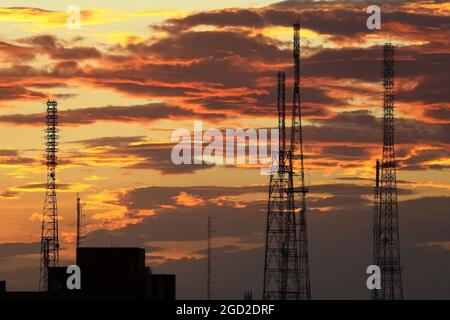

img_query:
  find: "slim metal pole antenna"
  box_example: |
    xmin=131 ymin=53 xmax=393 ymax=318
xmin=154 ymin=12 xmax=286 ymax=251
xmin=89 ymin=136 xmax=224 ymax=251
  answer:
xmin=372 ymin=160 xmax=380 ymax=299
xmin=76 ymin=193 xmax=84 ymax=248
xmin=207 ymin=215 xmax=212 ymax=300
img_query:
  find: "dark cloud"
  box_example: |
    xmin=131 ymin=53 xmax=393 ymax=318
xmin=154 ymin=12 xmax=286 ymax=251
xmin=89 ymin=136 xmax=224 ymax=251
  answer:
xmin=91 ymin=80 xmax=205 ymax=98
xmin=186 ymin=85 xmax=343 ymax=117
xmin=118 ymin=183 xmax=414 ymax=222
xmin=0 ymin=190 xmax=20 ymax=198
xmin=22 ymin=35 xmax=58 ymax=49
xmin=142 ymin=3 xmax=449 ymax=118
xmin=0 ymin=103 xmax=226 ymax=126
xmin=118 ymin=185 xmax=265 ymax=211
xmin=336 ymin=177 xmax=372 ymax=182
xmin=53 ymin=93 xmax=77 ymax=100
xmin=69 ymin=136 xmax=147 ymax=148
xmin=159 ymin=2 xmax=449 ymax=40
xmin=0 ymin=9 xmax=447 ymax=119
xmin=400 ymin=70 xmax=450 ymax=105
xmin=192 ymin=245 xmax=241 ymax=256
xmin=401 ymin=196 xmax=450 ymax=243
xmin=134 ymin=58 xmax=272 ymax=89
xmin=67 ymin=139 xmax=217 ymax=175
xmin=0 ymin=150 xmax=20 ymax=157
xmin=312 ymin=182 xmax=414 ymax=197
xmin=154 ymin=249 xmax=263 ymax=299
xmin=400 ymin=148 xmax=450 ymax=171
xmin=302 ymin=47 xmax=379 ymax=82
xmin=0 ymin=149 xmax=35 ymax=165
xmin=155 ymin=9 xmax=265 ymax=31
xmin=320 ymin=145 xmax=370 ymax=160
xmin=0 ymin=242 xmax=39 ymax=260
xmin=122 ymin=39 xmax=449 ymax=117
xmin=14 ymin=183 xmax=72 ymax=190
xmin=423 ymin=106 xmax=450 ymax=122
xmin=52 ymin=60 xmax=81 ymax=77
xmin=305 ymin=110 xmax=450 ymax=145
xmin=86 ymin=201 xmax=265 ymax=244
xmin=0 ymin=86 xmax=46 ymax=101
xmin=134 ymin=31 xmax=286 ymax=62
xmin=20 ymin=35 xmax=101 ymax=60
xmin=121 ymin=142 xmax=217 ymax=174
xmin=0 ymin=266 xmax=38 ymax=291
xmin=0 ymin=41 xmax=35 ymax=62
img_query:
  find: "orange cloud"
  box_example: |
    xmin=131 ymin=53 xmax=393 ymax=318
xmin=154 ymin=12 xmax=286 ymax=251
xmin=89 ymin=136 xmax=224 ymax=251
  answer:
xmin=173 ymin=192 xmax=205 ymax=207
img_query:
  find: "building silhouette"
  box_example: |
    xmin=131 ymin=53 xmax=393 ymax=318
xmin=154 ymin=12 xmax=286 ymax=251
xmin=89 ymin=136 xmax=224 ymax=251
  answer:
xmin=0 ymin=247 xmax=175 ymax=300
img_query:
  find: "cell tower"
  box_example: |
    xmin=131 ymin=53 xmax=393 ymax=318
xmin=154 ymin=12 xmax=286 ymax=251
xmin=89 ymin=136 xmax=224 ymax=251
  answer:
xmin=76 ymin=193 xmax=84 ymax=248
xmin=206 ymin=215 xmax=213 ymax=300
xmin=289 ymin=19 xmax=311 ymax=300
xmin=372 ymin=43 xmax=404 ymax=300
xmin=39 ymin=99 xmax=60 ymax=291
xmin=263 ymin=71 xmax=299 ymax=300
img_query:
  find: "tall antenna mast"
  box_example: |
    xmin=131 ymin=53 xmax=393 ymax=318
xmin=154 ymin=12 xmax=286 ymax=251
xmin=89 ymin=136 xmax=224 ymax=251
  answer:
xmin=263 ymin=71 xmax=299 ymax=300
xmin=76 ymin=193 xmax=84 ymax=248
xmin=39 ymin=99 xmax=60 ymax=291
xmin=372 ymin=43 xmax=404 ymax=300
xmin=206 ymin=215 xmax=213 ymax=300
xmin=289 ymin=18 xmax=311 ymax=300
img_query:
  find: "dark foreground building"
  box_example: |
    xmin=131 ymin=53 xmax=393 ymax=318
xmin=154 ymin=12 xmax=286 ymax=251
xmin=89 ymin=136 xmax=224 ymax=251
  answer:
xmin=0 ymin=247 xmax=175 ymax=300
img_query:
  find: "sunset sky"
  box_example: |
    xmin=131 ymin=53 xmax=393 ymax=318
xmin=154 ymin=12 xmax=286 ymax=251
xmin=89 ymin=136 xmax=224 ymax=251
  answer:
xmin=0 ymin=0 xmax=449 ymax=299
